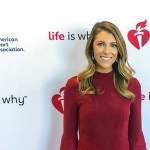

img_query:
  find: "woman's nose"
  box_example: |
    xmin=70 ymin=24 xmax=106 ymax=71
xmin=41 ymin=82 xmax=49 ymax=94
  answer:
xmin=103 ymin=46 xmax=110 ymax=54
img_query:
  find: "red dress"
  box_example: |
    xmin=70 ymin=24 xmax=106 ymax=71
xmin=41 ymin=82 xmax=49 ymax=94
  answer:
xmin=60 ymin=71 xmax=147 ymax=150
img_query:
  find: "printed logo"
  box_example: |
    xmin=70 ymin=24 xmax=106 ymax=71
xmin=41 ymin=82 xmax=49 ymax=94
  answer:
xmin=0 ymin=37 xmax=25 ymax=52
xmin=128 ymin=20 xmax=150 ymax=50
xmin=51 ymin=87 xmax=65 ymax=114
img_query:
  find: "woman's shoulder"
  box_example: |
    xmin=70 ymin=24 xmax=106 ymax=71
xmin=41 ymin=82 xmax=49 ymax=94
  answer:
xmin=128 ymin=76 xmax=141 ymax=90
xmin=65 ymin=76 xmax=78 ymax=89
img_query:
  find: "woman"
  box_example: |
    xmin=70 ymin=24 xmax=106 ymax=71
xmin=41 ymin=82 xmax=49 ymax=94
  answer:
xmin=60 ymin=21 xmax=147 ymax=150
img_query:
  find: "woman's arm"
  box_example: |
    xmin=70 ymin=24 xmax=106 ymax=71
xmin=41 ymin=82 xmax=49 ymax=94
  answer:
xmin=60 ymin=77 xmax=78 ymax=150
xmin=128 ymin=78 xmax=147 ymax=150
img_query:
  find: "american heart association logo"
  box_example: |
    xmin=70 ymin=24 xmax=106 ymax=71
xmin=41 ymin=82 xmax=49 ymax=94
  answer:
xmin=51 ymin=87 xmax=65 ymax=114
xmin=128 ymin=20 xmax=150 ymax=50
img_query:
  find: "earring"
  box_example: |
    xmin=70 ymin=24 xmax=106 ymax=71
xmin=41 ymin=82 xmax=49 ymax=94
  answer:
xmin=91 ymin=51 xmax=95 ymax=60
xmin=115 ymin=58 xmax=118 ymax=62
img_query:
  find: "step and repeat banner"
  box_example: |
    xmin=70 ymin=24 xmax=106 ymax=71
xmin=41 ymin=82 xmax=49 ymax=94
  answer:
xmin=0 ymin=0 xmax=150 ymax=150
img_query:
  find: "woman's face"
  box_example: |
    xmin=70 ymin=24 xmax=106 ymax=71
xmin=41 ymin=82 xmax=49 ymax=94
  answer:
xmin=93 ymin=30 xmax=118 ymax=73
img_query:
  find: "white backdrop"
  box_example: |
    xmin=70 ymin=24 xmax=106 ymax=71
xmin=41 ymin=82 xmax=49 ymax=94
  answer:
xmin=0 ymin=0 xmax=150 ymax=150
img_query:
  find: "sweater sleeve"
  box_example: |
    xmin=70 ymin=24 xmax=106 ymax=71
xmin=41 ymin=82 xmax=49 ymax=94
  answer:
xmin=128 ymin=78 xmax=147 ymax=150
xmin=60 ymin=77 xmax=78 ymax=150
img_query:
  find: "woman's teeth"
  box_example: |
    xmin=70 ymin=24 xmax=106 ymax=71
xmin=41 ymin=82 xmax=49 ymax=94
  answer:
xmin=100 ymin=56 xmax=111 ymax=61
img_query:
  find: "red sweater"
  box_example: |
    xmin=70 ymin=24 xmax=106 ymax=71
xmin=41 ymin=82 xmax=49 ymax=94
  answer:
xmin=60 ymin=71 xmax=147 ymax=150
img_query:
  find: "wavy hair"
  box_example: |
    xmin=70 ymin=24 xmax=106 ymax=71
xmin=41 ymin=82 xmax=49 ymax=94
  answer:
xmin=77 ymin=21 xmax=135 ymax=101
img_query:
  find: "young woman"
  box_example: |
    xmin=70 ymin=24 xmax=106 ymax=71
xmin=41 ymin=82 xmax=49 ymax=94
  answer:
xmin=60 ymin=21 xmax=147 ymax=150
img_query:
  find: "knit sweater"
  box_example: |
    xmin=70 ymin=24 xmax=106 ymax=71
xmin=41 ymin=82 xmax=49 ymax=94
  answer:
xmin=60 ymin=71 xmax=147 ymax=150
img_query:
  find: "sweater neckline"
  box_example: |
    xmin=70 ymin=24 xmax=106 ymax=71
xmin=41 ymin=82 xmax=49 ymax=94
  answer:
xmin=94 ymin=70 xmax=114 ymax=78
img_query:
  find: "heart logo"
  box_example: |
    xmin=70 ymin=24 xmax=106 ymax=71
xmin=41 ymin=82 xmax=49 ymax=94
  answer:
xmin=51 ymin=87 xmax=65 ymax=114
xmin=128 ymin=20 xmax=150 ymax=50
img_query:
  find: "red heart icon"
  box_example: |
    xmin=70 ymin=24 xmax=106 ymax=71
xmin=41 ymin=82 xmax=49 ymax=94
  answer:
xmin=51 ymin=87 xmax=65 ymax=114
xmin=128 ymin=30 xmax=140 ymax=49
xmin=127 ymin=20 xmax=150 ymax=50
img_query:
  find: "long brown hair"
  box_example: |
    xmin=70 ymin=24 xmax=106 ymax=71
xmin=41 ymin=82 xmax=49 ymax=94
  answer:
xmin=77 ymin=21 xmax=135 ymax=101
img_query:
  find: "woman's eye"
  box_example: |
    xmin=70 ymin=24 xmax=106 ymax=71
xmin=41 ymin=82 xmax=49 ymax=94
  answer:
xmin=111 ymin=44 xmax=117 ymax=48
xmin=97 ymin=42 xmax=104 ymax=46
